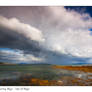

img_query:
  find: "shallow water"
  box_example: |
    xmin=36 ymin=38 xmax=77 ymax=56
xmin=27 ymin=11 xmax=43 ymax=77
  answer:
xmin=0 ymin=65 xmax=92 ymax=85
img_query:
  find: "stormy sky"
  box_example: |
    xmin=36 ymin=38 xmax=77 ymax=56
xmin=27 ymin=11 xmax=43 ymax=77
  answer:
xmin=0 ymin=6 xmax=92 ymax=65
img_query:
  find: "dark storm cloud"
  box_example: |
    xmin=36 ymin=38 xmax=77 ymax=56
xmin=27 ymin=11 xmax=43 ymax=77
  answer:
xmin=0 ymin=16 xmax=44 ymax=52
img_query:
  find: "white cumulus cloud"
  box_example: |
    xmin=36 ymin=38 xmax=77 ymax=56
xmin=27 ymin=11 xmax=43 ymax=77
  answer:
xmin=40 ymin=7 xmax=92 ymax=58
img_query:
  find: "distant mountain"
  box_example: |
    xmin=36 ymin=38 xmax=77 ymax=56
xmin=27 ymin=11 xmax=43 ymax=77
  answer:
xmin=0 ymin=62 xmax=51 ymax=65
xmin=19 ymin=63 xmax=28 ymax=65
xmin=18 ymin=62 xmax=51 ymax=65
xmin=70 ymin=62 xmax=92 ymax=66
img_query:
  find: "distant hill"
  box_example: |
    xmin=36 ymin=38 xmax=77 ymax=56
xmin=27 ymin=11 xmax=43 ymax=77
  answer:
xmin=0 ymin=62 xmax=4 ymax=64
xmin=0 ymin=62 xmax=16 ymax=65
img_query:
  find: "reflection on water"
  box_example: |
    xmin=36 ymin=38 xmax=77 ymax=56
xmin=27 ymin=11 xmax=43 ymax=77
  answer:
xmin=0 ymin=65 xmax=92 ymax=86
xmin=0 ymin=71 xmax=22 ymax=80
